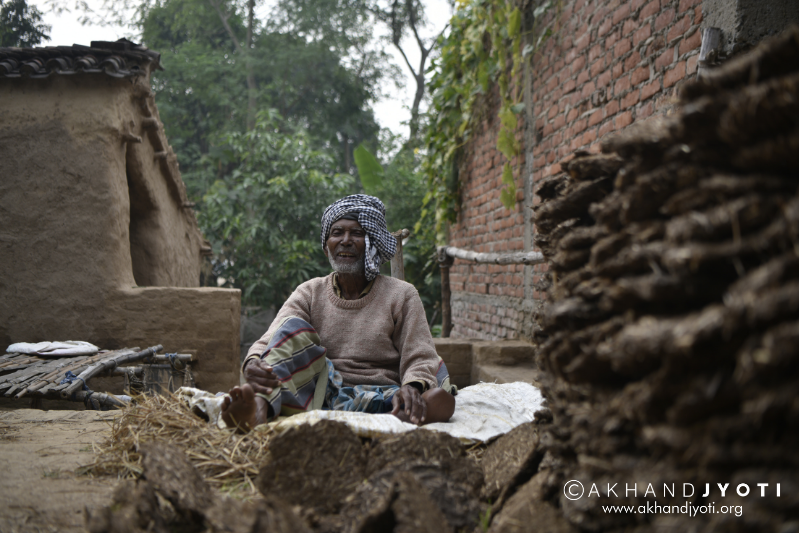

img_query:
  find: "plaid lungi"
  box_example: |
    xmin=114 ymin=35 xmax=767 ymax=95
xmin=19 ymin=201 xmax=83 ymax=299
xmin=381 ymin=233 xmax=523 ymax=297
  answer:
xmin=255 ymin=316 xmax=454 ymax=419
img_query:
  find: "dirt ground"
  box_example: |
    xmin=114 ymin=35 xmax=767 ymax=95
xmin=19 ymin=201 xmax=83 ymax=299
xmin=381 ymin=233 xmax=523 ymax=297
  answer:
xmin=0 ymin=407 xmax=121 ymax=533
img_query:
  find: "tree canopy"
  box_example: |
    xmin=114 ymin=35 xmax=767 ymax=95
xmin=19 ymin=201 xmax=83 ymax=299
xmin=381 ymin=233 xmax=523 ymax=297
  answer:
xmin=0 ymin=0 xmax=50 ymax=46
xmin=200 ymin=109 xmax=354 ymax=305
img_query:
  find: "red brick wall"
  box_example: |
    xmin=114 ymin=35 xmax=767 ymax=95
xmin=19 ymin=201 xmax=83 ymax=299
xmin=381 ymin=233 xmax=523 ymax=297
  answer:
xmin=448 ymin=0 xmax=703 ymax=340
xmin=448 ymin=87 xmax=532 ymax=340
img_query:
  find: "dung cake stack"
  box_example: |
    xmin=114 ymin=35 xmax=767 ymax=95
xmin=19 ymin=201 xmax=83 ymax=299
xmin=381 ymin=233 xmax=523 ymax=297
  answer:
xmin=521 ymin=28 xmax=798 ymax=533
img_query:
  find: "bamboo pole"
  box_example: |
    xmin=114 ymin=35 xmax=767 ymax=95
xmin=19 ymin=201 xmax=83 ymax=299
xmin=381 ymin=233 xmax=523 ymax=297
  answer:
xmin=61 ymin=345 xmax=162 ymax=398
xmin=438 ymin=246 xmax=545 ymax=265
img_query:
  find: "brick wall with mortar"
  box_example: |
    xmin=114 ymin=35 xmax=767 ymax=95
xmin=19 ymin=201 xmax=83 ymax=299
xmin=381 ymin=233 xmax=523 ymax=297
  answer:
xmin=448 ymin=0 xmax=704 ymax=340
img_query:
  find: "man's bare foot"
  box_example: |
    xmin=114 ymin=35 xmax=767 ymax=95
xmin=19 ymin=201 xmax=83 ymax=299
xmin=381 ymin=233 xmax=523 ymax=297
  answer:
xmin=222 ymin=384 xmax=258 ymax=433
xmin=391 ymin=387 xmax=455 ymax=426
xmin=420 ymin=388 xmax=455 ymax=424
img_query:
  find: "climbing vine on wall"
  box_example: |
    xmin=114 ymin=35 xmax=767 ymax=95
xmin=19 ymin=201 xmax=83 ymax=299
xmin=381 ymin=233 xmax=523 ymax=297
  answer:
xmin=420 ymin=0 xmax=556 ymax=241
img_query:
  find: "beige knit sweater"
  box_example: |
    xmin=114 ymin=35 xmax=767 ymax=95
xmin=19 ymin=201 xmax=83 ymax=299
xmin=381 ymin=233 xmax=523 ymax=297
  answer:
xmin=246 ymin=274 xmax=440 ymax=389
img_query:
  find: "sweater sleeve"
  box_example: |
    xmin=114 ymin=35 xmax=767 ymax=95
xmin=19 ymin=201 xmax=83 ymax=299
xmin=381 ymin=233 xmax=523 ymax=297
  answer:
xmin=242 ymin=281 xmax=314 ymax=373
xmin=393 ymin=285 xmax=440 ymax=390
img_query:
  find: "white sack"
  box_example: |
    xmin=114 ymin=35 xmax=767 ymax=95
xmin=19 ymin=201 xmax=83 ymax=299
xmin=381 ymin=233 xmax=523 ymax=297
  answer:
xmin=7 ymin=340 xmax=100 ymax=357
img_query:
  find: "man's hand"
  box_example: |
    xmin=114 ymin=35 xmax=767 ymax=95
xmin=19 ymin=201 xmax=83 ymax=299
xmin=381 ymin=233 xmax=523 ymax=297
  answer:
xmin=243 ymin=359 xmax=280 ymax=396
xmin=391 ymin=384 xmax=427 ymax=425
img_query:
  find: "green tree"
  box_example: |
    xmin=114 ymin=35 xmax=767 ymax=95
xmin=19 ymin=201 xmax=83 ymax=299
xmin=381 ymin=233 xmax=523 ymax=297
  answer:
xmin=140 ymin=0 xmax=383 ymax=195
xmin=0 ymin=0 xmax=50 ymax=46
xmin=354 ymin=137 xmax=440 ymax=326
xmin=200 ymin=109 xmax=355 ymax=307
xmin=265 ymin=0 xmax=394 ymax=171
xmin=275 ymin=0 xmax=448 ymax=144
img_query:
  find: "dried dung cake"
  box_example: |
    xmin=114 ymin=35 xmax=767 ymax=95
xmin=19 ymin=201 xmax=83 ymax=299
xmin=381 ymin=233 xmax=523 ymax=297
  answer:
xmin=354 ymin=430 xmax=485 ymax=532
xmin=256 ymin=420 xmax=367 ymax=514
xmin=140 ymin=441 xmax=215 ymax=523
xmin=481 ymin=421 xmax=543 ymax=504
xmin=350 ymin=472 xmax=453 ymax=533
xmin=366 ymin=429 xmax=483 ymax=491
xmin=488 ymin=477 xmax=576 ymax=533
xmin=87 ymin=442 xmax=310 ymax=533
xmin=501 ymin=27 xmax=800 ymax=533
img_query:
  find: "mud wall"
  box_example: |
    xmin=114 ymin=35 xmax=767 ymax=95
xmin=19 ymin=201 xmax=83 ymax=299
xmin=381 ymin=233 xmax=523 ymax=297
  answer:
xmin=103 ymin=287 xmax=241 ymax=392
xmin=0 ymin=70 xmax=240 ymax=393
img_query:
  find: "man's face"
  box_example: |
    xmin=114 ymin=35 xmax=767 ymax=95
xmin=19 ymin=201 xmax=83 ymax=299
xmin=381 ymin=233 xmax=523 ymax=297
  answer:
xmin=324 ymin=218 xmax=366 ymax=275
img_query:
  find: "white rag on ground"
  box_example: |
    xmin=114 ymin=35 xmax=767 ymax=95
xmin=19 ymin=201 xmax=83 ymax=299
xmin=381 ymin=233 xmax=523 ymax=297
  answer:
xmin=177 ymin=382 xmax=545 ymax=444
xmin=6 ymin=341 xmax=100 ymax=357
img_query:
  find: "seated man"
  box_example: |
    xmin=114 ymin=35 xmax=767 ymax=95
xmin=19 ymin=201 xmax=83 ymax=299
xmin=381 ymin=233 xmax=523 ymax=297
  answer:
xmin=222 ymin=194 xmax=456 ymax=432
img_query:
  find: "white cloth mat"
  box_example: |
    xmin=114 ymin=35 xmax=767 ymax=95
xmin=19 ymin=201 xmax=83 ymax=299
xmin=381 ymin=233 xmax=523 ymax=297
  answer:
xmin=178 ymin=382 xmax=545 ymax=443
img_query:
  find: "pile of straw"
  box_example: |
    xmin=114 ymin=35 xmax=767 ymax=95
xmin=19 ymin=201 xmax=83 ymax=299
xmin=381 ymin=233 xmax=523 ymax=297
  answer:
xmin=81 ymin=392 xmax=274 ymax=497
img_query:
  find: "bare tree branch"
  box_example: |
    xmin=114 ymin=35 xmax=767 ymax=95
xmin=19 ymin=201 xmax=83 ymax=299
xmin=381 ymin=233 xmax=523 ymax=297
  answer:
xmin=206 ymin=0 xmax=244 ymax=53
xmin=393 ymin=40 xmax=416 ymax=77
xmin=406 ymin=0 xmax=426 ymax=53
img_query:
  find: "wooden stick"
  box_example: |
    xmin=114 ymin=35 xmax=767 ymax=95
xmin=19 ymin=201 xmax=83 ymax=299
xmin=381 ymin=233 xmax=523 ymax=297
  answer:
xmin=438 ymin=246 xmax=545 ymax=265
xmin=438 ymin=247 xmax=454 ymax=338
xmin=390 ymin=229 xmax=410 ymax=281
xmin=60 ymin=345 xmax=162 ymax=398
xmin=108 ymin=363 xmax=185 ymax=376
xmin=441 ymin=265 xmax=452 ymax=338
xmin=698 ymin=27 xmax=723 ymax=79
xmin=141 ymin=353 xmax=193 ymax=364
xmin=0 ymin=355 xmax=39 ymax=369
xmin=42 ymin=389 xmax=129 ymax=409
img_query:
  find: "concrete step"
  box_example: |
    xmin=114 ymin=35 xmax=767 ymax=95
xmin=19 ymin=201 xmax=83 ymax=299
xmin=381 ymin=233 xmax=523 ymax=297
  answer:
xmin=433 ymin=338 xmax=473 ymax=389
xmin=434 ymin=337 xmax=542 ymax=389
xmin=472 ymin=363 xmax=543 ymax=388
xmin=472 ymin=340 xmax=537 ymax=366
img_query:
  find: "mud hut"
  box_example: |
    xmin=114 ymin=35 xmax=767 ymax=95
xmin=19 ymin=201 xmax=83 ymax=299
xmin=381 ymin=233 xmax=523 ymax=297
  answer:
xmin=0 ymin=39 xmax=240 ymax=394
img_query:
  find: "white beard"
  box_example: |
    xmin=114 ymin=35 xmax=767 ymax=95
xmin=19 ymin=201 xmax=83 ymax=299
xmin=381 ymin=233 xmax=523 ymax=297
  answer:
xmin=327 ymin=246 xmax=365 ymax=274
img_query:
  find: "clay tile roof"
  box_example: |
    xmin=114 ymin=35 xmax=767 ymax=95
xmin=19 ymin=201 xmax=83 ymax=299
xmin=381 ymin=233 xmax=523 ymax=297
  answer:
xmin=0 ymin=38 xmax=161 ymax=79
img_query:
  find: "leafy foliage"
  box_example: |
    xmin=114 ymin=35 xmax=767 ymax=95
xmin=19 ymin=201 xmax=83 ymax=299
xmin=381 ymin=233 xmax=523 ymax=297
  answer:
xmin=200 ymin=109 xmax=354 ymax=306
xmin=422 ymin=0 xmax=555 ymax=237
xmin=353 ymin=144 xmax=384 ymax=194
xmin=0 ymin=0 xmax=50 ymax=46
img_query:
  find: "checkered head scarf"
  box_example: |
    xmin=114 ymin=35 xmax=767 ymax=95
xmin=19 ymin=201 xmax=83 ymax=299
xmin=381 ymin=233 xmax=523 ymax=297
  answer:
xmin=320 ymin=194 xmax=396 ymax=281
